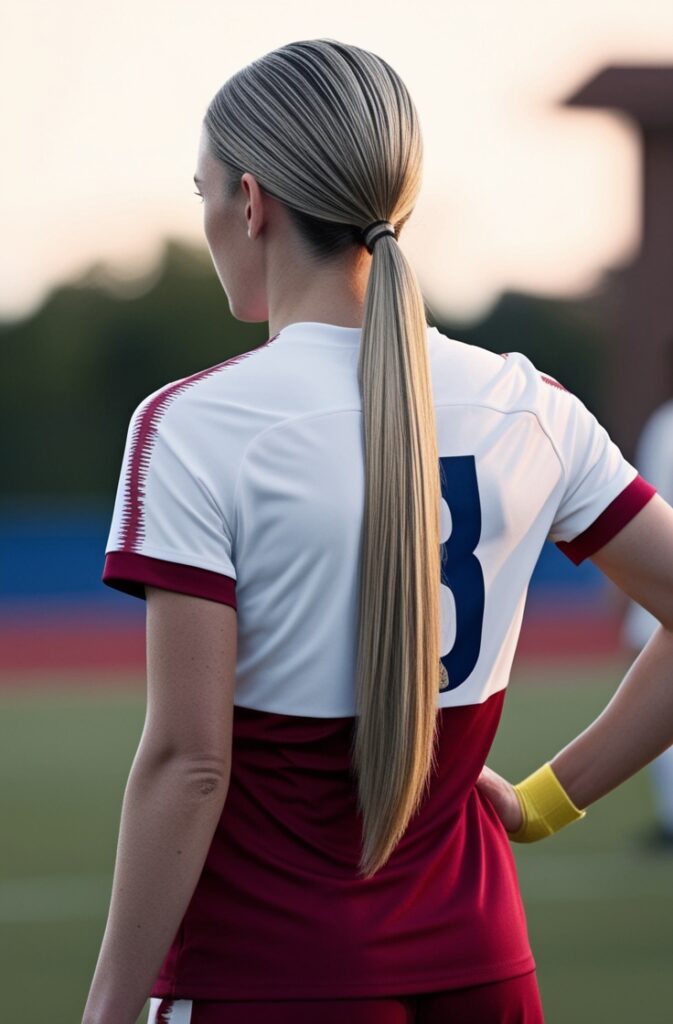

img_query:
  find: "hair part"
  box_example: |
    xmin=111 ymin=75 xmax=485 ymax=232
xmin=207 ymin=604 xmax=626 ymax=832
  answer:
xmin=204 ymin=38 xmax=442 ymax=879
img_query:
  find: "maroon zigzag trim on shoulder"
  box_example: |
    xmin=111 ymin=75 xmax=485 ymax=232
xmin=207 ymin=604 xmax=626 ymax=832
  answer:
xmin=156 ymin=999 xmax=173 ymax=1024
xmin=540 ymin=373 xmax=567 ymax=391
xmin=120 ymin=333 xmax=281 ymax=552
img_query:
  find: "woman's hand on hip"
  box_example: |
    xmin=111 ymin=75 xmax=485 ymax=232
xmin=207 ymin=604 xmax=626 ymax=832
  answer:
xmin=475 ymin=764 xmax=524 ymax=835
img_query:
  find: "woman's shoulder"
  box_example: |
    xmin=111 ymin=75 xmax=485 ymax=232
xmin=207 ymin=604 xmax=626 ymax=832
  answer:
xmin=429 ymin=328 xmax=557 ymax=413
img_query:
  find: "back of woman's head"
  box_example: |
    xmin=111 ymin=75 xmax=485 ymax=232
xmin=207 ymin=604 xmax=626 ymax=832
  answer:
xmin=204 ymin=38 xmax=442 ymax=880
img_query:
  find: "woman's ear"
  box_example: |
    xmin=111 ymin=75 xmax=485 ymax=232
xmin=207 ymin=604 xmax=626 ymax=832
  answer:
xmin=240 ymin=172 xmax=265 ymax=241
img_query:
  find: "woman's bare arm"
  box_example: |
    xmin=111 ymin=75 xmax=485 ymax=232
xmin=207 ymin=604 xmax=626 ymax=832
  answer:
xmin=550 ymin=622 xmax=673 ymax=808
xmin=477 ymin=492 xmax=673 ymax=829
xmin=551 ymin=492 xmax=673 ymax=807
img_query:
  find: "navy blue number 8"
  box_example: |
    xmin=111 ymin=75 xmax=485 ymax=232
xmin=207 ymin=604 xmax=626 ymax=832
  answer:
xmin=438 ymin=455 xmax=485 ymax=691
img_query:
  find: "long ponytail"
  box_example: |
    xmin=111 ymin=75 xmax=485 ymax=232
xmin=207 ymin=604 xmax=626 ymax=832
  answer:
xmin=204 ymin=38 xmax=442 ymax=879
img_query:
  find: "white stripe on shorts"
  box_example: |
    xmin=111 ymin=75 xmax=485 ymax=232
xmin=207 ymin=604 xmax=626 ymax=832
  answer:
xmin=147 ymin=997 xmax=193 ymax=1023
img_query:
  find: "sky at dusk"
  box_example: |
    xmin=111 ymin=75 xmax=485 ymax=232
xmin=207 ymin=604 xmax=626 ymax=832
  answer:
xmin=4 ymin=0 xmax=673 ymax=323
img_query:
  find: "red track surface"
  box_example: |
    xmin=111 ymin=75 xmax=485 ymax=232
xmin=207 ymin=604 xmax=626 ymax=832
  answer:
xmin=0 ymin=605 xmax=629 ymax=685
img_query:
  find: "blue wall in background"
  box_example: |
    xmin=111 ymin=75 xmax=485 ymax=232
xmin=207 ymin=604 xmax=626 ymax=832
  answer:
xmin=0 ymin=498 xmax=142 ymax=615
xmin=0 ymin=498 xmax=608 ymax=616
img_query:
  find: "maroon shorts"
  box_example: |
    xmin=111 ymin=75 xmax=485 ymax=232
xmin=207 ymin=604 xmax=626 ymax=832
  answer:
xmin=148 ymin=969 xmax=544 ymax=1023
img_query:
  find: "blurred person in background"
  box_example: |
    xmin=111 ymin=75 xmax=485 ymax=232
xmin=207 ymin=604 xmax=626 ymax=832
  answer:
xmin=621 ymin=334 xmax=673 ymax=849
xmin=80 ymin=38 xmax=673 ymax=1024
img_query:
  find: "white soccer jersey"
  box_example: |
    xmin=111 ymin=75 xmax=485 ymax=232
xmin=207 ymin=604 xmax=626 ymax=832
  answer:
xmin=102 ymin=320 xmax=657 ymax=1001
xmin=103 ymin=320 xmax=655 ymax=715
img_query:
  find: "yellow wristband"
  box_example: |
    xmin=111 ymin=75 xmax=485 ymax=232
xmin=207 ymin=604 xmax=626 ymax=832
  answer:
xmin=508 ymin=762 xmax=586 ymax=843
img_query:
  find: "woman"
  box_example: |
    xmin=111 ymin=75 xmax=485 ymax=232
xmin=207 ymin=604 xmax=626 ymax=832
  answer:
xmin=82 ymin=38 xmax=673 ymax=1024
xmin=620 ymin=340 xmax=673 ymax=848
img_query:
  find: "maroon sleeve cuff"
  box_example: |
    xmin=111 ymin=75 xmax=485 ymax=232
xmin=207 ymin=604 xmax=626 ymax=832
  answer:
xmin=555 ymin=473 xmax=657 ymax=566
xmin=102 ymin=550 xmax=237 ymax=608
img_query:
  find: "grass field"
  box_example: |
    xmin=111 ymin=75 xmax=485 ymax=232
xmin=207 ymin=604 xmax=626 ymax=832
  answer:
xmin=1 ymin=660 xmax=672 ymax=1023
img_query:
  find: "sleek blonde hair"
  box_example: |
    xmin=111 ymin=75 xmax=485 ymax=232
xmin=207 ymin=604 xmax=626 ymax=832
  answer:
xmin=204 ymin=38 xmax=441 ymax=879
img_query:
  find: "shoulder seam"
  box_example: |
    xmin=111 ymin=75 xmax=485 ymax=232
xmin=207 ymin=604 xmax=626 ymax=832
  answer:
xmin=230 ymin=399 xmax=566 ymax=537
